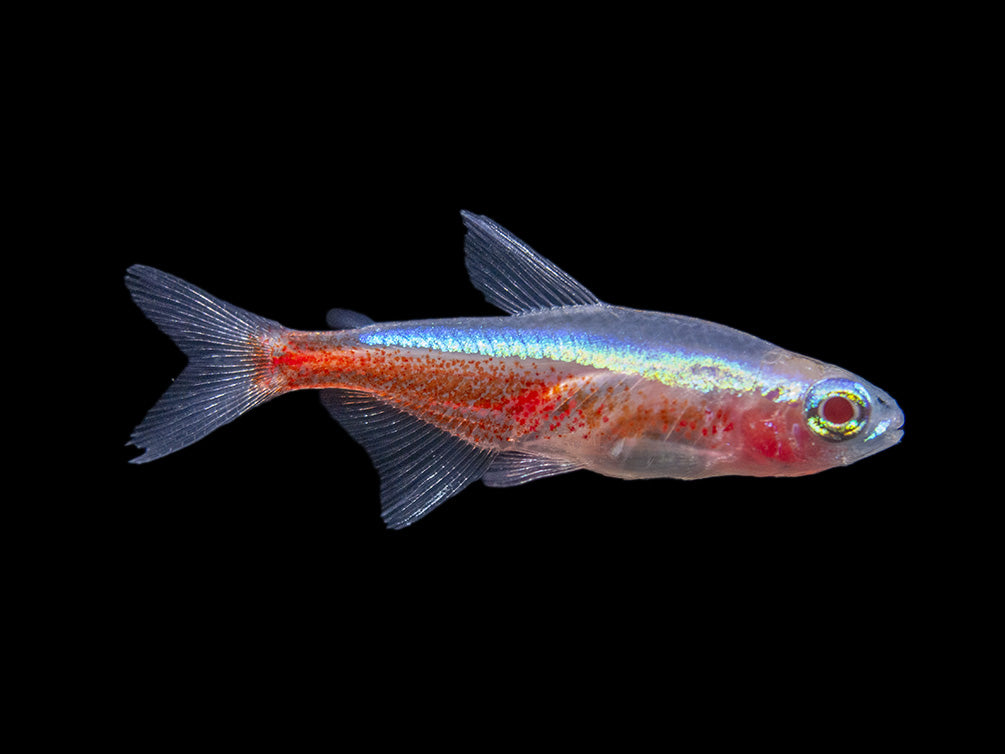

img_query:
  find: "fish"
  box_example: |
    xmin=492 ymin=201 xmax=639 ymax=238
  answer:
xmin=126 ymin=210 xmax=904 ymax=528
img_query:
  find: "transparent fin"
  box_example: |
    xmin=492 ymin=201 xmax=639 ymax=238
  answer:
xmin=125 ymin=265 xmax=284 ymax=463
xmin=326 ymin=308 xmax=375 ymax=330
xmin=320 ymin=389 xmax=496 ymax=529
xmin=482 ymin=451 xmax=582 ymax=487
xmin=461 ymin=210 xmax=601 ymax=314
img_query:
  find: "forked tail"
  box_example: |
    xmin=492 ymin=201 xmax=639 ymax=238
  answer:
xmin=125 ymin=265 xmax=284 ymax=463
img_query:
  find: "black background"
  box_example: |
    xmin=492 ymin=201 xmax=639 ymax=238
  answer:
xmin=98 ymin=103 xmax=927 ymax=554
xmin=97 ymin=143 xmax=933 ymax=644
xmin=44 ymin=13 xmax=975 ymax=741
xmin=107 ymin=191 xmax=922 ymax=561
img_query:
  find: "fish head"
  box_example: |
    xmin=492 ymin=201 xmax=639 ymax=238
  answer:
xmin=727 ymin=362 xmax=904 ymax=477
xmin=796 ymin=372 xmax=904 ymax=470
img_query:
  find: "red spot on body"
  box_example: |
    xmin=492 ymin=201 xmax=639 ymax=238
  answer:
xmin=739 ymin=404 xmax=811 ymax=464
xmin=271 ymin=350 xmax=313 ymax=371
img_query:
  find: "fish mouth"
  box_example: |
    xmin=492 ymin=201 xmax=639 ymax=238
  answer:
xmin=864 ymin=414 xmax=904 ymax=445
xmin=863 ymin=389 xmax=904 ymax=445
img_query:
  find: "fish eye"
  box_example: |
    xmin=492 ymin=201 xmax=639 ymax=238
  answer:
xmin=804 ymin=379 xmax=871 ymax=441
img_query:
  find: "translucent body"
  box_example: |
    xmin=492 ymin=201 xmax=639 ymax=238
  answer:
xmin=126 ymin=211 xmax=904 ymax=528
xmin=274 ymin=304 xmax=901 ymax=482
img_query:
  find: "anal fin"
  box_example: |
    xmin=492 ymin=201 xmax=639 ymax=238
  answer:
xmin=320 ymin=389 xmax=496 ymax=529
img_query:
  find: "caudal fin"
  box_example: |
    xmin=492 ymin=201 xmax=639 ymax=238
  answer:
xmin=125 ymin=265 xmax=284 ymax=463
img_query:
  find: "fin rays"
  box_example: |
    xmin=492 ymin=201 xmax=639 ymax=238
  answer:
xmin=125 ymin=265 xmax=283 ymax=463
xmin=320 ymin=389 xmax=496 ymax=529
xmin=461 ymin=211 xmax=601 ymax=314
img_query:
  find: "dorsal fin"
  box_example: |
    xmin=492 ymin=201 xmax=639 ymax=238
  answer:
xmin=461 ymin=211 xmax=601 ymax=314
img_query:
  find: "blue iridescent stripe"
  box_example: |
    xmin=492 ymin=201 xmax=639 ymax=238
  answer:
xmin=359 ymin=324 xmax=801 ymax=400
